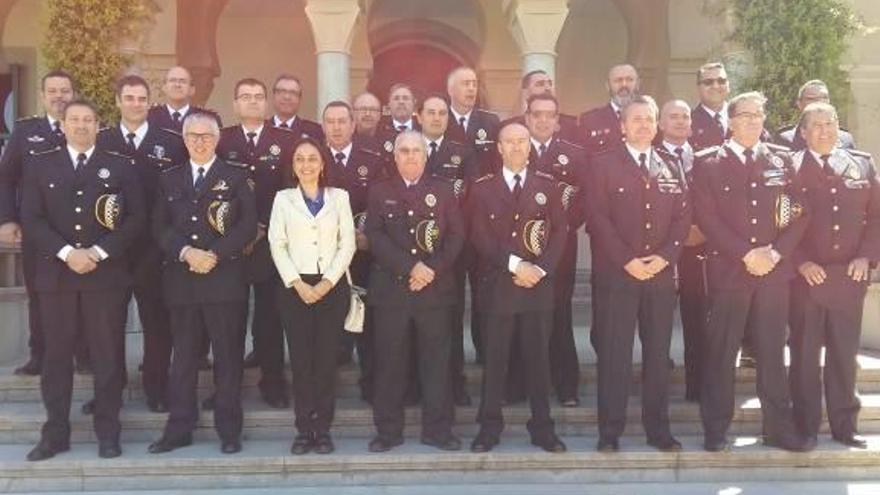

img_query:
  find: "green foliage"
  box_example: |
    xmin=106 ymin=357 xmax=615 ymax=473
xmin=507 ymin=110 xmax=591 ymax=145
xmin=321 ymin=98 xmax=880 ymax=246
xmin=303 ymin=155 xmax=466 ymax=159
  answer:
xmin=42 ymin=0 xmax=157 ymax=123
xmin=731 ymin=0 xmax=863 ymax=131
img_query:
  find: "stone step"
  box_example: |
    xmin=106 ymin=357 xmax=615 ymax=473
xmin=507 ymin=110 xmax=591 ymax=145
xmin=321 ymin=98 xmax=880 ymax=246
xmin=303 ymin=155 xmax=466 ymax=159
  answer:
xmin=2 ymin=435 xmax=880 ymax=492
xmin=3 ymin=394 xmax=880 ymax=444
xmin=4 ymin=358 xmax=880 ymax=402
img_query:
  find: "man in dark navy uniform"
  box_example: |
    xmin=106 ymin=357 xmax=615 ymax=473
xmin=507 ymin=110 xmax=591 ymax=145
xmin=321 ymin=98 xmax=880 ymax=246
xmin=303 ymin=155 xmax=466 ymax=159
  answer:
xmin=775 ymin=80 xmax=855 ymax=151
xmin=524 ymin=93 xmax=588 ymax=407
xmin=692 ymin=91 xmax=813 ymax=453
xmin=352 ymin=91 xmax=383 ymax=152
xmin=0 ymin=69 xmax=74 ymax=376
xmin=365 ymin=130 xmax=465 ymax=453
xmin=216 ymin=77 xmax=297 ymax=409
xmin=97 ymin=75 xmax=187 ymax=413
xmin=579 ymin=64 xmax=638 ymax=155
xmin=375 ymin=83 xmax=421 ymax=174
xmin=690 ymin=62 xmax=730 ymax=152
xmin=588 ymin=95 xmax=690 ymax=453
xmin=445 ymin=66 xmax=501 ymax=175
xmin=148 ymin=112 xmax=257 ymax=455
xmin=321 ymin=100 xmax=386 ymax=399
xmin=469 ymin=123 xmax=567 ymax=454
xmin=147 ymin=66 xmax=222 ymax=134
xmin=501 ymin=70 xmax=579 ymax=144
xmin=788 ymin=102 xmax=879 ymax=449
xmin=266 ymin=73 xmax=324 ymax=141
xmin=21 ymin=99 xmax=146 ymax=461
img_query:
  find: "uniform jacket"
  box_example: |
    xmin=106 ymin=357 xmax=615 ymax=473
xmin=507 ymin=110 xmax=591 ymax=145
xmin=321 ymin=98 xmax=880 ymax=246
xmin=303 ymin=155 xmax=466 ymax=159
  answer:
xmin=0 ymin=115 xmax=66 ymax=223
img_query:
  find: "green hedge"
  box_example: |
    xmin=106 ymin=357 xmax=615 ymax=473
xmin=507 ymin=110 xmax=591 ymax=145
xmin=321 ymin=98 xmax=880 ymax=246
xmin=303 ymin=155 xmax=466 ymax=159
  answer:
xmin=731 ymin=0 xmax=862 ymax=131
xmin=42 ymin=0 xmax=157 ymax=123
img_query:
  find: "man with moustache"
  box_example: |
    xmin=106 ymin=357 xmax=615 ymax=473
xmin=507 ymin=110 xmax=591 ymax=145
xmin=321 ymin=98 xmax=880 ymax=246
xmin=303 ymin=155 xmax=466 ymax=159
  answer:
xmin=266 ymin=73 xmax=324 ymax=141
xmin=693 ymin=91 xmax=813 ymax=452
xmin=690 ymin=62 xmax=731 ymax=152
xmin=416 ymin=93 xmax=478 ymax=406
xmin=148 ymin=113 xmax=256 ymax=455
xmin=365 ymin=131 xmax=465 ymax=452
xmin=321 ymin=101 xmax=385 ymax=398
xmin=148 ymin=66 xmax=221 ymax=133
xmin=215 ymin=77 xmax=296 ymax=409
xmin=657 ymin=99 xmax=705 ymax=402
xmin=0 ymin=69 xmax=75 ymax=376
xmin=22 ymin=99 xmax=146 ymax=461
xmin=588 ymin=95 xmax=690 ymax=452
xmin=500 ymin=70 xmax=580 ymax=144
xmin=579 ymin=64 xmax=638 ymax=155
xmin=524 ymin=93 xmax=588 ymax=407
xmin=788 ymin=102 xmax=878 ymax=449
xmin=376 ymin=84 xmax=421 ymax=175
xmin=469 ymin=123 xmax=567 ymax=454
xmin=352 ymin=91 xmax=383 ymax=150
xmin=96 ymin=75 xmax=187 ymax=413
xmin=445 ymin=66 xmax=501 ymax=175
xmin=776 ymin=80 xmax=855 ymax=151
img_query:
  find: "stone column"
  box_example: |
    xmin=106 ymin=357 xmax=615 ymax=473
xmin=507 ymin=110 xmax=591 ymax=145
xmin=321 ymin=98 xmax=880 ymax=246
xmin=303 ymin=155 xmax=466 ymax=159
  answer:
xmin=175 ymin=0 xmax=228 ymax=106
xmin=305 ymin=0 xmax=361 ymax=115
xmin=612 ymin=0 xmax=672 ymax=102
xmin=503 ymin=0 xmax=569 ymax=81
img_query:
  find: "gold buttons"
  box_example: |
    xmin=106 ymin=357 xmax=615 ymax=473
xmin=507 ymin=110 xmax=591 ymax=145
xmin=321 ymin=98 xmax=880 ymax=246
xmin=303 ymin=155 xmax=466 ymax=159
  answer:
xmin=409 ymin=229 xmax=415 ymax=234
xmin=644 ymin=244 xmax=651 ymax=250
xmin=191 ymin=216 xmax=198 ymax=222
xmin=750 ymin=182 xmax=757 ymax=188
xmin=191 ymin=234 xmax=198 ymax=240
xmin=408 ymin=210 xmax=414 ymax=216
xmin=410 ymin=248 xmax=417 ymax=255
xmin=645 ymin=223 xmax=652 ymax=230
xmin=833 ymin=224 xmax=840 ymax=231
xmin=74 ymin=224 xmax=81 ymax=231
xmin=645 ymin=203 xmax=651 ymax=210
xmin=76 ymin=190 xmax=83 ymax=196
xmin=645 ymin=183 xmax=650 ymax=190
xmin=750 ymin=237 xmax=757 ymax=243
xmin=75 ymin=207 xmax=81 ymax=213
xmin=831 ymin=188 xmax=837 ymax=194
xmin=514 ymin=214 xmax=520 ymax=220
xmin=512 ymin=232 xmax=517 ymax=237
xmin=750 ymin=218 xmax=757 ymax=224
xmin=751 ymin=200 xmax=757 ymax=206
xmin=832 ymin=205 xmax=839 ymax=212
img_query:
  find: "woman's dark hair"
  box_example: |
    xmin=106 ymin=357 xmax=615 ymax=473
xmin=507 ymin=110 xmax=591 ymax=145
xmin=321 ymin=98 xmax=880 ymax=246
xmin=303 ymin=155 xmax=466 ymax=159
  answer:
xmin=286 ymin=136 xmax=332 ymax=189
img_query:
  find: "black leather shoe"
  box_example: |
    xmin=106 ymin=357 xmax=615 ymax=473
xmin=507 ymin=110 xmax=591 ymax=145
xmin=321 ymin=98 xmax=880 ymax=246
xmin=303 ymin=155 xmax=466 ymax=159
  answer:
xmin=648 ymin=436 xmax=683 ymax=452
xmin=313 ymin=433 xmax=335 ymax=454
xmin=14 ymin=357 xmax=41 ymax=376
xmin=221 ymin=440 xmax=242 ymax=454
xmin=98 ymin=442 xmax=122 ymax=459
xmin=704 ymin=437 xmax=731 ymax=452
xmin=202 ymin=394 xmax=215 ymax=411
xmin=290 ymin=433 xmax=313 ymax=455
xmin=243 ymin=351 xmax=259 ymax=369
xmin=26 ymin=439 xmax=69 ymax=462
xmin=148 ymin=434 xmax=192 ymax=454
xmin=560 ymin=397 xmax=580 ymax=408
xmin=421 ymin=434 xmax=462 ymax=451
xmin=453 ymin=388 xmax=472 ymax=407
xmin=198 ymin=356 xmax=213 ymax=371
xmin=763 ymin=434 xmax=815 ymax=452
xmin=596 ymin=437 xmax=619 ymax=453
xmin=81 ymin=399 xmax=95 ymax=415
xmin=146 ymin=399 xmax=168 ymax=413
xmin=833 ymin=434 xmax=868 ymax=449
xmin=368 ymin=436 xmax=403 ymax=453
xmin=532 ymin=434 xmax=567 ymax=453
xmin=470 ymin=433 xmax=498 ymax=453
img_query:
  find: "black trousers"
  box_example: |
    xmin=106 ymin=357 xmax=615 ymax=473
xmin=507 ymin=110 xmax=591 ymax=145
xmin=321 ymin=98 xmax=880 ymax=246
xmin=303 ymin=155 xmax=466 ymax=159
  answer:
xmin=372 ymin=305 xmax=453 ymax=440
xmin=134 ymin=263 xmax=171 ymax=404
xmin=550 ymin=233 xmax=580 ymax=400
xmin=700 ymin=283 xmax=798 ymax=443
xmin=277 ymin=275 xmax=349 ymax=435
xmin=252 ymin=277 xmax=287 ymax=395
xmin=164 ymin=302 xmax=246 ymax=442
xmin=789 ymin=279 xmax=863 ymax=439
xmin=677 ymin=246 xmax=707 ymax=400
xmin=449 ymin=265 xmax=468 ymax=395
xmin=39 ymin=289 xmax=128 ymax=445
xmin=478 ymin=310 xmax=555 ymax=441
xmin=592 ymin=273 xmax=676 ymax=441
xmin=21 ymin=242 xmax=44 ymax=359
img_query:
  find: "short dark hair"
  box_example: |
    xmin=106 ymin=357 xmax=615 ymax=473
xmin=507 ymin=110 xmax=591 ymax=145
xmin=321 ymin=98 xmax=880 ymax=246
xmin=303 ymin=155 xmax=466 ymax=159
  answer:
xmin=322 ymin=100 xmax=354 ymax=120
xmin=62 ymin=99 xmax=98 ymax=120
xmin=417 ymin=93 xmax=449 ymax=113
xmin=696 ymin=62 xmax=726 ymax=84
xmin=521 ymin=70 xmax=548 ymax=89
xmin=526 ymin=93 xmax=559 ymax=113
xmin=287 ymin=136 xmax=332 ymax=188
xmin=273 ymin=73 xmax=303 ymax=93
xmin=41 ymin=69 xmax=75 ymax=92
xmin=233 ymin=78 xmax=267 ymax=99
xmin=115 ymin=74 xmax=150 ymax=98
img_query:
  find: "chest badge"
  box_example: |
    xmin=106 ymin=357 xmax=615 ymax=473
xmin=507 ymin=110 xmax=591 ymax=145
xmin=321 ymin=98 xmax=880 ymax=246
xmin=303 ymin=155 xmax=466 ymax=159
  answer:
xmin=384 ymin=141 xmax=394 ymax=153
xmin=477 ymin=128 xmax=487 ymax=141
xmin=153 ymin=145 xmax=166 ymax=159
xmin=27 ymin=135 xmax=45 ymax=143
xmin=212 ymin=180 xmax=229 ymax=191
xmin=425 ymin=193 xmax=437 ymax=207
xmin=269 ymin=144 xmax=281 ymax=156
xmin=97 ymin=168 xmax=110 ymax=179
xmin=451 ymin=155 xmax=461 ymax=165
xmin=357 ymin=165 xmax=369 ymax=177
xmin=558 ymin=154 xmax=569 ymax=166
xmin=535 ymin=192 xmax=547 ymax=205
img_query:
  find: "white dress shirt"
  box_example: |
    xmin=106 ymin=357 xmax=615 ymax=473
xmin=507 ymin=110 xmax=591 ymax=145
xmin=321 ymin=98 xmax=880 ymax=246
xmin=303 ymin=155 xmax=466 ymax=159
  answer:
xmin=329 ymin=143 xmax=354 ymax=166
xmin=392 ymin=118 xmax=414 ymax=131
xmin=726 ymin=139 xmax=760 ymax=165
xmin=120 ymin=121 xmax=149 ymax=149
xmin=701 ymin=102 xmax=729 ymax=135
xmin=242 ymin=124 xmax=264 ymax=145
xmin=273 ymin=115 xmax=297 ymax=128
xmin=500 ymin=167 xmax=547 ymax=276
xmin=167 ymin=104 xmax=190 ymax=119
xmin=450 ymin=108 xmax=472 ymax=132
xmin=268 ymin=186 xmax=356 ymax=287
xmin=625 ymin=143 xmax=652 ymax=170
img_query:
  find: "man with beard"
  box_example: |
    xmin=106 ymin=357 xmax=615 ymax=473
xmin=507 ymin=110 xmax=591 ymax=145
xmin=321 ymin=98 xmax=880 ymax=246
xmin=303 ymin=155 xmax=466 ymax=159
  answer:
xmin=775 ymin=80 xmax=855 ymax=151
xmin=148 ymin=66 xmax=221 ymax=133
xmin=0 ymin=69 xmax=75 ymax=376
xmin=352 ymin=91 xmax=383 ymax=150
xmin=579 ymin=64 xmax=638 ymax=155
xmin=266 ymin=73 xmax=324 ymax=141
xmin=500 ymin=70 xmax=580 ymax=144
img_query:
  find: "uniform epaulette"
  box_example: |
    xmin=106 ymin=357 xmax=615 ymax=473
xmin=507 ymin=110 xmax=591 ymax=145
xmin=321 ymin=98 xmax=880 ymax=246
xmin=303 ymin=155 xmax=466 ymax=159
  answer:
xmin=775 ymin=124 xmax=796 ymax=134
xmin=474 ymin=173 xmax=494 ymax=183
xmin=16 ymin=115 xmax=41 ymax=123
xmin=557 ymin=138 xmax=585 ymax=151
xmin=28 ymin=145 xmax=62 ymax=156
xmin=271 ymin=125 xmax=295 ymax=134
xmin=474 ymin=108 xmax=498 ymax=117
xmin=102 ymin=149 xmax=132 ymax=160
xmin=654 ymin=146 xmax=675 ymax=159
xmin=764 ymin=142 xmax=790 ymax=153
xmin=220 ymin=125 xmax=238 ymax=133
xmin=534 ymin=170 xmax=555 ymax=181
xmin=97 ymin=126 xmax=112 ymax=133
xmin=225 ymin=160 xmax=249 ymax=169
xmin=358 ymin=147 xmax=381 ymax=157
xmin=160 ymin=127 xmax=182 ymax=137
xmin=447 ymin=139 xmax=467 ymax=147
xmin=694 ymin=145 xmax=721 ymax=158
xmin=150 ymin=102 xmax=163 ymax=108
xmin=848 ymin=149 xmax=872 ymax=159
xmin=161 ymin=163 xmax=184 ymax=173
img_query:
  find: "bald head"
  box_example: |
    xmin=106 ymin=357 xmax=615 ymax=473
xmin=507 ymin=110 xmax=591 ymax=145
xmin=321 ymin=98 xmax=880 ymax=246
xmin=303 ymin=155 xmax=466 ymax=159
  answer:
xmin=498 ymin=123 xmax=530 ymax=172
xmin=163 ymin=66 xmax=195 ymax=108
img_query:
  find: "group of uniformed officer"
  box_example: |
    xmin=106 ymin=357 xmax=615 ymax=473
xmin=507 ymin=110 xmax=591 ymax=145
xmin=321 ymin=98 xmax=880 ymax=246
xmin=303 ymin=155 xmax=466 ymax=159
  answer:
xmin=2 ymin=59 xmax=876 ymax=460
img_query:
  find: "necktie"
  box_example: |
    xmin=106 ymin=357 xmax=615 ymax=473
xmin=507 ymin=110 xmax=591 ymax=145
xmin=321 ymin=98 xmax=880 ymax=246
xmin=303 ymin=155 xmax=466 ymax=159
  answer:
xmin=172 ymin=111 xmax=181 ymax=124
xmin=538 ymin=143 xmax=547 ymax=157
xmin=674 ymin=147 xmax=684 ymax=165
xmin=615 ymin=110 xmax=621 ymax=121
xmin=194 ymin=166 xmax=205 ymax=192
xmin=278 ymin=120 xmax=289 ymax=129
xmin=53 ymin=121 xmax=63 ymax=137
xmin=335 ymin=152 xmax=346 ymax=168
xmin=638 ymin=152 xmax=648 ymax=174
xmin=126 ymin=132 xmax=137 ymax=152
xmin=714 ymin=113 xmax=724 ymax=132
xmin=429 ymin=141 xmax=438 ymax=160
xmin=458 ymin=116 xmax=466 ymax=132
xmin=821 ymin=154 xmax=835 ymax=176
xmin=397 ymin=124 xmax=407 ymax=132
xmin=246 ymin=131 xmax=257 ymax=156
xmin=75 ymin=152 xmax=87 ymax=171
xmin=743 ymin=148 xmax=755 ymax=168
xmin=512 ymin=173 xmax=522 ymax=199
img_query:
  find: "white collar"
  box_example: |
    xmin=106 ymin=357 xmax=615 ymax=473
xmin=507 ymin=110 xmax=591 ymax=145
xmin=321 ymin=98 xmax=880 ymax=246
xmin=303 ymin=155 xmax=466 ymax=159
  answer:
xmin=424 ymin=135 xmax=444 ymax=149
xmin=47 ymin=115 xmax=61 ymax=131
xmin=662 ymin=140 xmax=691 ymax=156
xmin=610 ymin=101 xmax=622 ymax=115
xmin=625 ymin=143 xmax=652 ymax=166
xmin=274 ymin=115 xmax=296 ymax=128
xmin=726 ymin=139 xmax=759 ymax=165
xmin=392 ymin=118 xmax=413 ymax=130
xmin=67 ymin=145 xmax=95 ymax=166
xmin=119 ymin=121 xmax=149 ymax=147
xmin=531 ymin=136 xmax=553 ymax=153
xmin=190 ymin=156 xmax=217 ymax=175
xmin=329 ymin=142 xmax=354 ymax=163
xmin=167 ymin=103 xmax=190 ymax=117
xmin=450 ymin=107 xmax=472 ymax=125
xmin=242 ymin=124 xmax=264 ymax=142
xmin=809 ymin=148 xmax=844 ymax=174
xmin=502 ymin=166 xmax=527 ymax=191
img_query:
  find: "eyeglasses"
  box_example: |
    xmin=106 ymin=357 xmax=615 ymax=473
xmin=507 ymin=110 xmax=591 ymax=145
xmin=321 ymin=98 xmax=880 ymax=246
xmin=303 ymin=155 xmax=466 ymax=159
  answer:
xmin=732 ymin=111 xmax=765 ymax=121
xmin=274 ymin=89 xmax=302 ymax=97
xmin=236 ymin=93 xmax=266 ymax=102
xmin=354 ymin=107 xmax=381 ymax=114
xmin=185 ymin=133 xmax=217 ymax=143
xmin=700 ymin=77 xmax=728 ymax=86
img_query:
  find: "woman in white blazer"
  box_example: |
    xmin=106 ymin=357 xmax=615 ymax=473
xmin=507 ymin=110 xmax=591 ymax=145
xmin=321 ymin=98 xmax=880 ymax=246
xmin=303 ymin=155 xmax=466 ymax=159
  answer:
xmin=268 ymin=137 xmax=356 ymax=455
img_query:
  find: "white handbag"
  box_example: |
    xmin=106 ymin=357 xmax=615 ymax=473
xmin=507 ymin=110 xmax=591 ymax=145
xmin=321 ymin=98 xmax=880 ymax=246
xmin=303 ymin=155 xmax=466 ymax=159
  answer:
xmin=344 ymin=270 xmax=366 ymax=333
